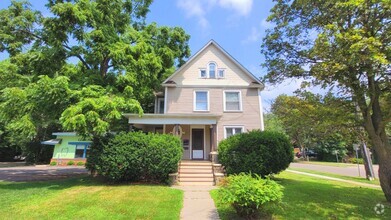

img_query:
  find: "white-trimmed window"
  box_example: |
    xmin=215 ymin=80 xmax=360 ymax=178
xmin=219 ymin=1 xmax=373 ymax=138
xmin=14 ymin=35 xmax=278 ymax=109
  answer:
xmin=194 ymin=91 xmax=209 ymax=111
xmin=209 ymin=63 xmax=216 ymax=78
xmin=224 ymin=90 xmax=242 ymax=111
xmin=200 ymin=69 xmax=207 ymax=78
xmin=218 ymin=69 xmax=225 ymax=78
xmin=224 ymin=126 xmax=244 ymax=138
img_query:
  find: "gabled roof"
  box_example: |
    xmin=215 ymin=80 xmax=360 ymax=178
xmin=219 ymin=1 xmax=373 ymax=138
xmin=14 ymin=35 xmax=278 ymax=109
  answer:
xmin=162 ymin=39 xmax=264 ymax=89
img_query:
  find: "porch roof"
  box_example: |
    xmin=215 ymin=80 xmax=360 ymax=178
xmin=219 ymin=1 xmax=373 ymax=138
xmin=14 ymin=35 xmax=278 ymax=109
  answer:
xmin=123 ymin=113 xmax=221 ymax=125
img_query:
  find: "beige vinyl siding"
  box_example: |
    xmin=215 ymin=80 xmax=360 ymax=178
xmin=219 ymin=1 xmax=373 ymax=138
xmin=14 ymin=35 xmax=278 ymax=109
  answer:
xmin=170 ymin=44 xmax=255 ymax=86
xmin=166 ymin=87 xmax=261 ymax=143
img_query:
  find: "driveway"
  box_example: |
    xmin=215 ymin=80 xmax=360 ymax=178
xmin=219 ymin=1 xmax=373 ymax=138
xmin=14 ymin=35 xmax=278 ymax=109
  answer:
xmin=0 ymin=166 xmax=89 ymax=182
xmin=289 ymin=162 xmax=379 ymax=178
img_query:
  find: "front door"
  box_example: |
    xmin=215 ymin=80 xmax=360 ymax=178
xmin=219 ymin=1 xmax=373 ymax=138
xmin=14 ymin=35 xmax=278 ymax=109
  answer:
xmin=192 ymin=129 xmax=204 ymax=160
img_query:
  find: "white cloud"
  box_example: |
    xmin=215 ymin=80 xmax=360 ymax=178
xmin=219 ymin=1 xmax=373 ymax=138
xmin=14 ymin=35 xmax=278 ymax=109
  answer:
xmin=218 ymin=0 xmax=253 ymax=16
xmin=176 ymin=0 xmax=253 ymax=29
xmin=177 ymin=0 xmax=209 ymax=28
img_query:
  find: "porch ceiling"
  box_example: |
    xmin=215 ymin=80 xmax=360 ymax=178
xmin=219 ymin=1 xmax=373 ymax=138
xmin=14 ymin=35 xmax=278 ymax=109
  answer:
xmin=123 ymin=113 xmax=221 ymax=125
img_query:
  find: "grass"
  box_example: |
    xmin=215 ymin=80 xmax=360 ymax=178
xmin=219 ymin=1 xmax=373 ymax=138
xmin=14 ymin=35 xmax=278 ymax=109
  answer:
xmin=0 ymin=177 xmax=183 ymax=220
xmin=211 ymin=171 xmax=390 ymax=220
xmin=288 ymin=167 xmax=381 ymax=186
xmin=295 ymin=160 xmax=356 ymax=167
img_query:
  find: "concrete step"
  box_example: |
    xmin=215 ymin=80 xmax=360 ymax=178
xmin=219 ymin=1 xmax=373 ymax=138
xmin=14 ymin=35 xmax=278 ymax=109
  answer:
xmin=180 ymin=162 xmax=212 ymax=166
xmin=179 ymin=177 xmax=214 ymax=182
xmin=179 ymin=169 xmax=213 ymax=174
xmin=179 ymin=165 xmax=213 ymax=169
xmin=178 ymin=182 xmax=214 ymax=186
xmin=179 ymin=173 xmax=214 ymax=178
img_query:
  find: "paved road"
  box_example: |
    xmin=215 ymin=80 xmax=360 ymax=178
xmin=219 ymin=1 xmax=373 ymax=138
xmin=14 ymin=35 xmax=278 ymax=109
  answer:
xmin=0 ymin=166 xmax=89 ymax=182
xmin=290 ymin=162 xmax=379 ymax=178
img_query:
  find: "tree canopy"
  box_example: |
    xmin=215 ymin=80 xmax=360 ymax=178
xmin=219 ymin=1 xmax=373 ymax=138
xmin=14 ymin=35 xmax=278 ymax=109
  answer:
xmin=0 ymin=0 xmax=190 ymax=162
xmin=262 ymin=0 xmax=391 ymax=202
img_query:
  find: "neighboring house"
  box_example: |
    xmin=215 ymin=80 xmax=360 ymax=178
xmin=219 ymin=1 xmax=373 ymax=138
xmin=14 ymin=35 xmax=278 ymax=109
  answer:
xmin=124 ymin=40 xmax=265 ymax=160
xmin=42 ymin=132 xmax=91 ymax=164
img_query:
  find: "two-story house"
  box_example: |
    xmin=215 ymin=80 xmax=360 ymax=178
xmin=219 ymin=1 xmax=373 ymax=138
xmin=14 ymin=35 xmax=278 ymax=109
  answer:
xmin=124 ymin=40 xmax=265 ymax=161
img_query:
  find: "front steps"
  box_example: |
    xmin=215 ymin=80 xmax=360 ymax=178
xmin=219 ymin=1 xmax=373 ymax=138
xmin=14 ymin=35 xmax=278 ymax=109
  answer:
xmin=178 ymin=161 xmax=214 ymax=186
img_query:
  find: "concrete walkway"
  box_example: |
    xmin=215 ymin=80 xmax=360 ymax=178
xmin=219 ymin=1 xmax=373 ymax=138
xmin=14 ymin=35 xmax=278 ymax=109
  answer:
xmin=287 ymin=169 xmax=381 ymax=189
xmin=290 ymin=162 xmax=379 ymax=178
xmin=172 ymin=185 xmax=220 ymax=220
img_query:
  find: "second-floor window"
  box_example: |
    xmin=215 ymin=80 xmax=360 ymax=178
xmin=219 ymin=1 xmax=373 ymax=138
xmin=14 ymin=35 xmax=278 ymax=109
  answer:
xmin=194 ymin=91 xmax=209 ymax=111
xmin=224 ymin=91 xmax=242 ymax=111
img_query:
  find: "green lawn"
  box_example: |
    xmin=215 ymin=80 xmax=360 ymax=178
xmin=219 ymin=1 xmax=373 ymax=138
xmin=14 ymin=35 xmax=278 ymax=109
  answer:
xmin=0 ymin=177 xmax=183 ymax=220
xmin=211 ymin=172 xmax=390 ymax=220
xmin=288 ymin=167 xmax=381 ymax=186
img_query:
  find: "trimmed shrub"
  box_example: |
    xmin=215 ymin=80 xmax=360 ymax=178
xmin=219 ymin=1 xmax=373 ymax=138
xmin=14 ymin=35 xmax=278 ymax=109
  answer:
xmin=218 ymin=173 xmax=283 ymax=218
xmin=67 ymin=160 xmax=75 ymax=166
xmin=349 ymin=157 xmax=364 ymax=164
xmin=86 ymin=132 xmax=182 ymax=183
xmin=218 ymin=130 xmax=293 ymax=177
xmin=50 ymin=161 xmax=57 ymax=166
xmin=76 ymin=161 xmax=85 ymax=166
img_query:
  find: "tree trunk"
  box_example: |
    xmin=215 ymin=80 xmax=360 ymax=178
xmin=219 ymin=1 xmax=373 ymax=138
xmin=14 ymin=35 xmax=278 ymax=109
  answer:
xmin=366 ymin=127 xmax=391 ymax=203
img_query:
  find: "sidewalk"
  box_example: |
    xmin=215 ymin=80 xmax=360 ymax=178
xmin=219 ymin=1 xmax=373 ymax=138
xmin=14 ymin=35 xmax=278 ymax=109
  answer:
xmin=172 ymin=185 xmax=220 ymax=220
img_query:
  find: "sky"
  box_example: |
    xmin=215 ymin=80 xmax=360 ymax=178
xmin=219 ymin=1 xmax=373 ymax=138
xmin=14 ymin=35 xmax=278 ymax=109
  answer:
xmin=0 ymin=0 xmax=308 ymax=111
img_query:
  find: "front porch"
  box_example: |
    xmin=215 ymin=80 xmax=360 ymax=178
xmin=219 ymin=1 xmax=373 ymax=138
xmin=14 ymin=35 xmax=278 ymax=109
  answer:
xmin=123 ymin=113 xmax=221 ymax=161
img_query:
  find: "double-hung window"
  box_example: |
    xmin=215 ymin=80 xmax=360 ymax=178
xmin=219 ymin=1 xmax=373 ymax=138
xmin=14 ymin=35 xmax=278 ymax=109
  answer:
xmin=225 ymin=126 xmax=244 ymax=138
xmin=224 ymin=91 xmax=242 ymax=111
xmin=194 ymin=91 xmax=209 ymax=111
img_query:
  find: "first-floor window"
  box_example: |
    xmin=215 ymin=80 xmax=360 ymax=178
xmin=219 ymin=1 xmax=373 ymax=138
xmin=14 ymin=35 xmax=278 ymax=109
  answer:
xmin=225 ymin=126 xmax=243 ymax=138
xmin=75 ymin=145 xmax=90 ymax=158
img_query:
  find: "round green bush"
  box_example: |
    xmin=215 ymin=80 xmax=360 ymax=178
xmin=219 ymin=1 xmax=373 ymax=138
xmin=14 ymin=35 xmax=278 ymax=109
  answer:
xmin=219 ymin=173 xmax=283 ymax=218
xmin=86 ymin=132 xmax=182 ymax=183
xmin=218 ymin=130 xmax=293 ymax=176
xmin=67 ymin=160 xmax=75 ymax=166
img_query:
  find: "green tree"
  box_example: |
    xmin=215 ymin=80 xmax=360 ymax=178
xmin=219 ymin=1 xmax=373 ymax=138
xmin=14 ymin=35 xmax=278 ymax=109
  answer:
xmin=262 ymin=0 xmax=391 ymax=201
xmin=0 ymin=0 xmax=190 ymax=162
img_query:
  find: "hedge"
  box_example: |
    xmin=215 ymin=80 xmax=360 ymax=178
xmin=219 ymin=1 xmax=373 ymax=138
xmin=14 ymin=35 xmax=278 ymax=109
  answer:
xmin=86 ymin=132 xmax=182 ymax=183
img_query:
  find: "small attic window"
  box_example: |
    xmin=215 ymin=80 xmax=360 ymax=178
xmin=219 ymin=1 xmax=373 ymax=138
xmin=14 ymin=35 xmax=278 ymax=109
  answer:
xmin=200 ymin=69 xmax=207 ymax=78
xmin=218 ymin=69 xmax=225 ymax=78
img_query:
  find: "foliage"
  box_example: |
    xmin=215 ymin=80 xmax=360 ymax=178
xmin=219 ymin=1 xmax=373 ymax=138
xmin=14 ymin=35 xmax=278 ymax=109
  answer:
xmin=272 ymin=92 xmax=357 ymax=153
xmin=50 ymin=161 xmax=57 ymax=166
xmin=314 ymin=137 xmax=348 ymax=162
xmin=67 ymin=160 xmax=75 ymax=166
xmin=218 ymin=173 xmax=283 ymax=218
xmin=87 ymin=132 xmax=182 ymax=183
xmin=76 ymin=161 xmax=84 ymax=166
xmin=0 ymin=0 xmax=190 ymax=161
xmin=218 ymin=130 xmax=293 ymax=177
xmin=263 ymin=113 xmax=286 ymax=134
xmin=349 ymin=157 xmax=364 ymax=165
xmin=262 ymin=0 xmax=391 ymax=201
